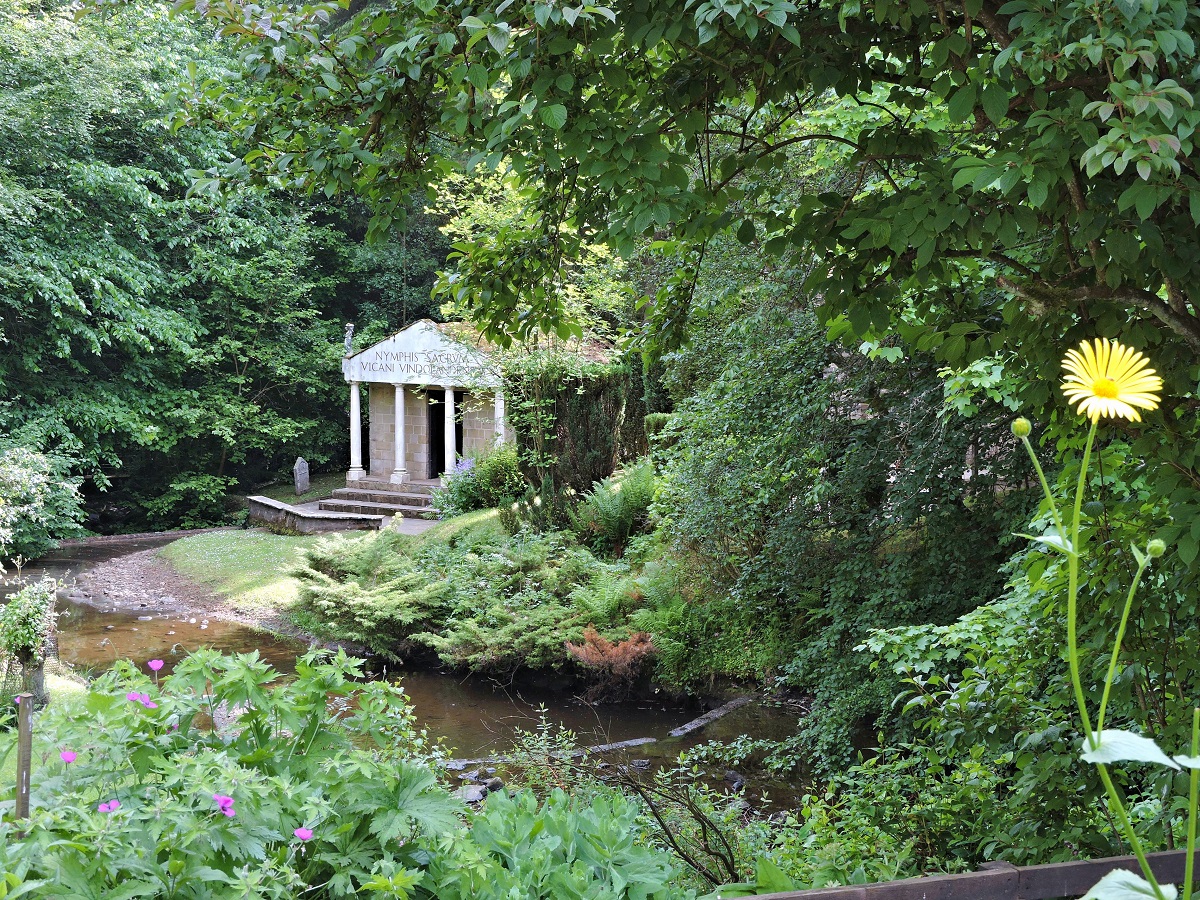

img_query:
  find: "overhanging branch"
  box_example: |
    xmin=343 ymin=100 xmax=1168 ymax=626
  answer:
xmin=996 ymin=277 xmax=1200 ymax=352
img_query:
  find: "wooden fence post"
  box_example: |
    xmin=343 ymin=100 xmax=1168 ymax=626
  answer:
xmin=15 ymin=692 xmax=33 ymax=821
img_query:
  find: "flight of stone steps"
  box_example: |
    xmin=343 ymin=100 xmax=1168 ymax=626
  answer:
xmin=318 ymin=478 xmax=439 ymax=519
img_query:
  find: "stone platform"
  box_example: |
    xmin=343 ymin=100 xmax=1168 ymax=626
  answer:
xmin=246 ymin=495 xmax=386 ymax=534
xmin=318 ymin=478 xmax=438 ymax=519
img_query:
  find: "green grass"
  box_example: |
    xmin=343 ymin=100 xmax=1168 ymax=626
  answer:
xmin=411 ymin=508 xmax=505 ymax=548
xmin=252 ymin=471 xmax=345 ymax=505
xmin=157 ymin=531 xmax=318 ymax=610
xmin=0 ymin=672 xmax=89 ymax=784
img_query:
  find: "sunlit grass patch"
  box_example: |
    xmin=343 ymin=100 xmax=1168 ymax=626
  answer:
xmin=157 ymin=531 xmax=318 ymax=610
xmin=412 ymin=508 xmax=504 ymax=549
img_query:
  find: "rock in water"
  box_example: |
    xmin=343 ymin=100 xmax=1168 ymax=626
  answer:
xmin=456 ymin=785 xmax=486 ymax=803
xmin=293 ymin=457 xmax=310 ymax=495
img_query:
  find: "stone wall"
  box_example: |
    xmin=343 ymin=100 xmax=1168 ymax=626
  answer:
xmin=462 ymin=393 xmax=496 ymax=458
xmin=368 ymin=385 xmax=506 ymax=479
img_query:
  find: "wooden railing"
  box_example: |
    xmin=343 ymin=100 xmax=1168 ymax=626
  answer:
xmin=755 ymin=849 xmax=1200 ymax=899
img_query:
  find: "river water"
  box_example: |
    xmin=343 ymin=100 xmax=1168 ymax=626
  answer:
xmin=5 ymin=536 xmax=801 ymax=764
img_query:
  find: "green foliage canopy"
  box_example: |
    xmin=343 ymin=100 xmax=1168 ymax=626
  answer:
xmin=126 ymin=0 xmax=1200 ymax=354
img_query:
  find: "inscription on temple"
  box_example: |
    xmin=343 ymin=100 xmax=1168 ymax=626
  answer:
xmin=355 ymin=349 xmax=483 ymax=377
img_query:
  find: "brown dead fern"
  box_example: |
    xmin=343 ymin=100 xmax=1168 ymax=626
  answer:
xmin=565 ymin=627 xmax=657 ymax=701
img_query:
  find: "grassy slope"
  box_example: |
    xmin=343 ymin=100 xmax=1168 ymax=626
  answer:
xmin=252 ymin=472 xmax=345 ymax=504
xmin=413 ymin=508 xmax=504 ymax=547
xmin=156 ymin=531 xmax=318 ymax=612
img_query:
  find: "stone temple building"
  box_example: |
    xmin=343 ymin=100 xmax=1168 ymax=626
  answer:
xmin=340 ymin=319 xmax=511 ymax=486
xmin=247 ymin=320 xmax=512 ymax=532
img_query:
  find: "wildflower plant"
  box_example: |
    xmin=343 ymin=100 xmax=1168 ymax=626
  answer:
xmin=1014 ymin=338 xmax=1197 ymax=900
xmin=0 ymin=650 xmax=460 ymax=898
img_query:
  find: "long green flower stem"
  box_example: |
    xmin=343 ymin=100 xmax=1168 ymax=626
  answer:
xmin=1068 ymin=420 xmax=1099 ymax=744
xmin=1097 ymin=554 xmax=1151 ymax=735
xmin=1019 ymin=423 xmax=1167 ymax=900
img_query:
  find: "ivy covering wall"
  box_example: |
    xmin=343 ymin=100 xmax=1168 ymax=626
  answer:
xmin=502 ymin=351 xmax=645 ymax=499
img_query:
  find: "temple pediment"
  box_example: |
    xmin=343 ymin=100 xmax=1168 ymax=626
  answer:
xmin=342 ymin=320 xmax=499 ymax=387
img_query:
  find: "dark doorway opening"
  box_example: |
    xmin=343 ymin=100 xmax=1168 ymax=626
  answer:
xmin=427 ymin=391 xmax=466 ymax=479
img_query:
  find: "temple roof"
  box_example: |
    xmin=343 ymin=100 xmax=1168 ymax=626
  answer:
xmin=342 ymin=320 xmax=500 ymax=387
xmin=342 ymin=319 xmax=615 ymax=386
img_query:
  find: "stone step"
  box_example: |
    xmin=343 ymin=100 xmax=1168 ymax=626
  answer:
xmin=319 ymin=499 xmax=437 ymax=519
xmin=346 ymin=478 xmax=438 ymax=495
xmin=331 ymin=488 xmax=433 ymax=506
xmin=247 ymin=496 xmax=384 ymax=533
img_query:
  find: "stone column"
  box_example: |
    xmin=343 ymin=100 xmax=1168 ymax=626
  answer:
xmin=348 ymin=381 xmax=365 ymax=481
xmin=391 ymin=384 xmax=408 ymax=484
xmin=443 ymin=386 xmax=456 ymax=478
xmin=493 ymin=389 xmax=506 ymax=443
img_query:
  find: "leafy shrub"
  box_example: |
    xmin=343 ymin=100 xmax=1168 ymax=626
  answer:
xmin=293 ymin=514 xmax=638 ymax=677
xmin=430 ymin=444 xmax=524 ymax=518
xmin=654 ymin=307 xmax=1032 ymax=769
xmin=864 ymin=451 xmax=1198 ymax=866
xmin=0 ymin=444 xmax=85 ymax=564
xmin=565 ymin=627 xmax=656 ymax=700
xmin=0 ymin=650 xmax=460 ymax=897
xmin=570 ymin=458 xmax=656 ymax=556
xmin=0 ymin=577 xmax=57 ymax=703
xmin=430 ymin=458 xmax=485 ymax=517
xmin=139 ymin=472 xmax=240 ymax=530
xmin=0 ymin=650 xmax=695 ymax=899
xmin=644 ymin=413 xmax=672 ymax=439
xmin=503 ymin=351 xmax=639 ymax=504
xmin=628 ymin=558 xmax=808 ymax=688
xmin=497 ymin=482 xmax=563 ymax=534
xmin=474 ymin=443 xmax=524 ymax=505
xmin=425 ymin=789 xmax=685 ymax=900
xmin=569 ymin=567 xmax=642 ymax=626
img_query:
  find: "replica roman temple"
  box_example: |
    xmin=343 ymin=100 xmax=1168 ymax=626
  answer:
xmin=246 ymin=320 xmax=510 ymax=533
xmin=340 ymin=319 xmax=509 ymax=485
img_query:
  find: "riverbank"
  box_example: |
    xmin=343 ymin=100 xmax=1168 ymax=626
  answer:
xmin=71 ymin=533 xmax=325 ymax=646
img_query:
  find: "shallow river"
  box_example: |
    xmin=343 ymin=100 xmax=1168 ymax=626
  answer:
xmin=5 ymin=535 xmax=801 ymax=764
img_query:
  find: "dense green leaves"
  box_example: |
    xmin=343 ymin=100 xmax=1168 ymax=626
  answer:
xmin=0 ymin=3 xmax=459 ymax=529
xmin=130 ymin=0 xmax=1200 ymax=353
xmin=0 ymin=445 xmax=85 ymax=562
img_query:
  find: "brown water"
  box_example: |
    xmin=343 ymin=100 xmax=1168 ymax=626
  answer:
xmin=5 ymin=537 xmax=802 ymax=762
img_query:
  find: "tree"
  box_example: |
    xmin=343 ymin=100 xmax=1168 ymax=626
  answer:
xmin=114 ymin=0 xmax=1198 ymax=345
xmin=1 ymin=2 xmax=404 ymax=528
xmin=105 ymin=0 xmax=1200 ymax=557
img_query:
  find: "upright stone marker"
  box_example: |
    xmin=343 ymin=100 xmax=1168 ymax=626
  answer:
xmin=293 ymin=457 xmax=310 ymax=495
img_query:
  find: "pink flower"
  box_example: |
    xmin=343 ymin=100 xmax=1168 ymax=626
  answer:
xmin=13 ymin=696 xmax=19 ymax=705
xmin=222 ymin=807 xmax=236 ymax=818
xmin=147 ymin=659 xmax=164 ymax=672
xmin=294 ymin=827 xmax=313 ymax=841
xmin=213 ymin=793 xmax=234 ymax=809
xmin=98 ymin=799 xmax=120 ymax=813
xmin=60 ymin=750 xmax=77 ymax=764
xmin=143 ymin=701 xmax=158 ymax=709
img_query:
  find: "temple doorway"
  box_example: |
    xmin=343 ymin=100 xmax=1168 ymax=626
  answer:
xmin=427 ymin=390 xmax=465 ymax=479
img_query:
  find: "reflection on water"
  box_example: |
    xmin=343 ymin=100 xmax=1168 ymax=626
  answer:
xmin=6 ymin=537 xmax=801 ymax=762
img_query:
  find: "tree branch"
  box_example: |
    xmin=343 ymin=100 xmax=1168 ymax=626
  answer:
xmin=996 ymin=277 xmax=1200 ymax=351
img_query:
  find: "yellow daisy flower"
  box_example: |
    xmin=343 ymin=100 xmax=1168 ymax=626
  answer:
xmin=1061 ymin=337 xmax=1162 ymax=422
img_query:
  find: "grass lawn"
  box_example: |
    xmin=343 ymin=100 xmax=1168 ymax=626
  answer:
xmin=252 ymin=471 xmax=345 ymax=505
xmin=0 ymin=672 xmax=88 ymax=784
xmin=157 ymin=531 xmax=318 ymax=611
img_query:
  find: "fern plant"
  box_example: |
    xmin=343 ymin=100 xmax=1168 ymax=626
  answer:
xmin=570 ymin=459 xmax=656 ymax=557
